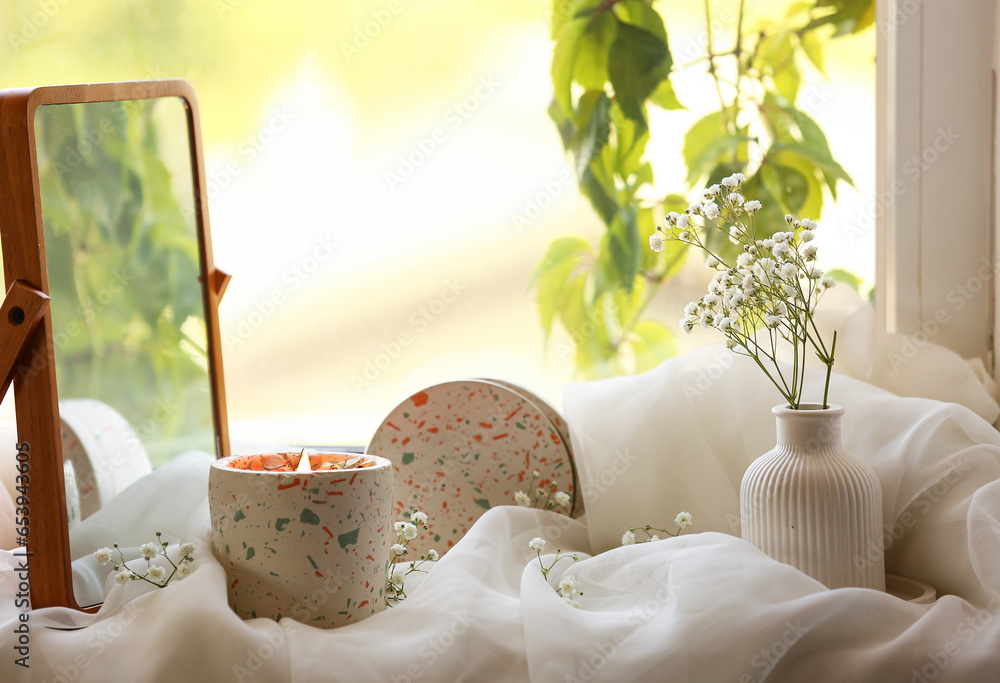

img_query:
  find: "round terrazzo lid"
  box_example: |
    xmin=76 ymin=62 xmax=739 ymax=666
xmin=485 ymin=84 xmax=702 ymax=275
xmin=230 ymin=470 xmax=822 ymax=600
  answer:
xmin=366 ymin=379 xmax=575 ymax=557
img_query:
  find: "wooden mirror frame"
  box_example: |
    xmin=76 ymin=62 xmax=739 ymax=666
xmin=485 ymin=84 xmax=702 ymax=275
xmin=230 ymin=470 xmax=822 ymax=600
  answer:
xmin=0 ymin=79 xmax=230 ymax=611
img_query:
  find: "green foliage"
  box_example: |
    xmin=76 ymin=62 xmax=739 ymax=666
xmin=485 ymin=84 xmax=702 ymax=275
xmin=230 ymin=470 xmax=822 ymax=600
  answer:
xmin=36 ymin=99 xmax=215 ymax=464
xmin=533 ymin=0 xmax=868 ymax=378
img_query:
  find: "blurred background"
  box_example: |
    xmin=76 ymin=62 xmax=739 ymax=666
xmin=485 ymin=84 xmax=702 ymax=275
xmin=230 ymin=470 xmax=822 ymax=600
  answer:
xmin=0 ymin=0 xmax=874 ymax=447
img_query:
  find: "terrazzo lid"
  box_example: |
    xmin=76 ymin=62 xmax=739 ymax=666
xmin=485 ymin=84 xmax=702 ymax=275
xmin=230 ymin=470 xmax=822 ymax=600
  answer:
xmin=366 ymin=380 xmax=575 ymax=557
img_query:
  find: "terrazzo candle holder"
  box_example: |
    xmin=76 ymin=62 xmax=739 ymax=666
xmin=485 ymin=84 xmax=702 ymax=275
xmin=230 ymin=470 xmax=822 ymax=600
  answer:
xmin=209 ymin=451 xmax=393 ymax=628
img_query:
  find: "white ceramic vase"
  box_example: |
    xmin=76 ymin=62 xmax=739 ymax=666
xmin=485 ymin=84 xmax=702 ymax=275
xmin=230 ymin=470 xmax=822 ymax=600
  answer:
xmin=740 ymin=404 xmax=885 ymax=591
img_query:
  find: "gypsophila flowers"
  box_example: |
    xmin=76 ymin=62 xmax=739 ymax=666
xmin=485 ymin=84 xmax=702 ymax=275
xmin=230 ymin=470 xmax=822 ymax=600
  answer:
xmin=513 ymin=471 xmax=572 ymax=512
xmin=97 ymin=532 xmax=196 ymax=588
xmin=387 ymin=508 xmax=438 ymax=605
xmin=623 ymin=512 xmax=694 ymax=545
xmin=656 ymin=172 xmax=838 ymax=409
xmin=528 ymin=537 xmax=547 ymax=552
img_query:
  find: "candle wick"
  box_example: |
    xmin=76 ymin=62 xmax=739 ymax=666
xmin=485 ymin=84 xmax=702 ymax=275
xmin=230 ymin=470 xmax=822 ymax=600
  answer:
xmin=296 ymin=448 xmax=311 ymax=473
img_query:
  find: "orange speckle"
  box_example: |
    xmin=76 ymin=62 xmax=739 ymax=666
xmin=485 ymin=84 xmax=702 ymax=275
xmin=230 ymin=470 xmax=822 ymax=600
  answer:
xmin=473 ymin=434 xmax=482 ymax=443
xmin=387 ymin=421 xmax=401 ymax=431
xmin=250 ymin=460 xmax=263 ymax=471
xmin=412 ymin=391 xmax=429 ymax=407
xmin=322 ymin=526 xmax=334 ymax=538
xmin=366 ymin=555 xmax=375 ymax=562
xmin=427 ymin=427 xmax=439 ymax=434
xmin=492 ymin=433 xmax=509 ymax=440
xmin=327 ymin=491 xmax=344 ymax=496
xmin=402 ymin=437 xmax=411 ymax=445
xmin=277 ymin=478 xmax=302 ymax=490
xmin=230 ymin=578 xmax=239 ymax=589
xmin=478 ymin=422 xmax=493 ymax=429
xmin=358 ymin=600 xmax=369 ymax=609
xmin=316 ymin=571 xmax=324 ymax=577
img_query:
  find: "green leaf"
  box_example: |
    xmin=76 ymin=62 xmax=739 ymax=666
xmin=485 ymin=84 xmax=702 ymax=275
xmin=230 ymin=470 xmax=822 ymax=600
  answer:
xmin=800 ymin=30 xmax=826 ymax=76
xmin=649 ymin=78 xmax=685 ymax=110
xmin=551 ymin=0 xmax=601 ymax=39
xmin=609 ymin=100 xmax=649 ymax=183
xmin=532 ymin=237 xmax=593 ymax=340
xmin=801 ymin=0 xmax=875 ymax=36
xmin=768 ymin=150 xmax=824 ymax=219
xmin=770 ymin=164 xmax=809 ymax=213
xmin=629 ymin=319 xmax=676 ymax=373
xmin=548 ymin=97 xmax=574 ymax=150
xmin=683 ymin=111 xmax=747 ymax=185
xmin=552 ymin=18 xmax=589 ymax=116
xmin=574 ymin=12 xmax=616 ymax=90
xmin=824 ymin=267 xmax=867 ymax=296
xmin=608 ymin=21 xmax=672 ymax=126
xmin=613 ymin=0 xmax=668 ymax=41
xmin=607 ymin=206 xmax=640 ymax=292
xmin=580 ymin=160 xmax=618 ymax=225
xmin=571 ymin=91 xmax=611 ymax=178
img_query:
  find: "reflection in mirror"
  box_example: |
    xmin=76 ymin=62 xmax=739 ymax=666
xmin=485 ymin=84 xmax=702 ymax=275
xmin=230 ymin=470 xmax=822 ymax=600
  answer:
xmin=34 ymin=97 xmax=217 ymax=606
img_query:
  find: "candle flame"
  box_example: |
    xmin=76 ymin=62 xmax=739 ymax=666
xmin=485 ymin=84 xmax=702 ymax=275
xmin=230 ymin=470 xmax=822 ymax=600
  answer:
xmin=296 ymin=448 xmax=312 ymax=473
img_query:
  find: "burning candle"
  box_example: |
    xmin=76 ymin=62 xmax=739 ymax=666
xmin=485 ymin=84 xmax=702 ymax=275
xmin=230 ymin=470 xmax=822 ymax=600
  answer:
xmin=209 ymin=450 xmax=393 ymax=628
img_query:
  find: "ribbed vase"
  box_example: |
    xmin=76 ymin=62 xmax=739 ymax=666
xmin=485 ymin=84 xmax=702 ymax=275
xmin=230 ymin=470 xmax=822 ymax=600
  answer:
xmin=740 ymin=404 xmax=885 ymax=591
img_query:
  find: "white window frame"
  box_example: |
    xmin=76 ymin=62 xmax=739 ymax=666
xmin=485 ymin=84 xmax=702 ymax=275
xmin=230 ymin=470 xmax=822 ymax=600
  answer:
xmin=876 ymin=0 xmax=997 ymax=376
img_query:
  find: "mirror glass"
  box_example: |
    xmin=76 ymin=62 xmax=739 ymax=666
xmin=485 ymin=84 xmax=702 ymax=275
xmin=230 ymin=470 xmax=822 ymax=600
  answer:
xmin=33 ymin=97 xmax=216 ymax=606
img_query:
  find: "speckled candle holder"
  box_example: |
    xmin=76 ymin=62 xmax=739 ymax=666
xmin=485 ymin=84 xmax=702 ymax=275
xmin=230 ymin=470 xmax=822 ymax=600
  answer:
xmin=209 ymin=452 xmax=393 ymax=628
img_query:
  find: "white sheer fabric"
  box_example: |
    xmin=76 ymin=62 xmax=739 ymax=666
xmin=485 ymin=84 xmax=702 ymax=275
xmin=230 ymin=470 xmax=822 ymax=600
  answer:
xmin=3 ymin=327 xmax=1000 ymax=679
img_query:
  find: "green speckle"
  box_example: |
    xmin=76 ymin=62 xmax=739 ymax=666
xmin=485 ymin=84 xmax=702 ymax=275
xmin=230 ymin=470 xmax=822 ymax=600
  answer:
xmin=270 ymin=572 xmax=279 ymax=577
xmin=300 ymin=509 xmax=320 ymax=525
xmin=515 ymin=422 xmax=526 ymax=430
xmin=403 ymin=412 xmax=410 ymax=418
xmin=307 ymin=555 xmax=319 ymax=570
xmin=338 ymin=528 xmax=360 ymax=549
xmin=474 ymin=498 xmax=491 ymax=510
xmin=246 ymin=547 xmax=255 ymax=560
xmin=402 ymin=452 xmax=415 ymax=465
xmin=275 ymin=518 xmax=291 ymax=532
xmin=233 ymin=510 xmax=245 ymax=522
xmin=434 ymin=534 xmax=441 ymax=542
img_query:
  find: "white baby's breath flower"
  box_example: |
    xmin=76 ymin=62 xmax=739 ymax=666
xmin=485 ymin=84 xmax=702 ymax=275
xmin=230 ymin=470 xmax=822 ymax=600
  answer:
xmin=528 ymin=537 xmax=547 ymax=553
xmin=772 ymin=242 xmax=791 ymax=258
xmin=676 ymin=214 xmax=690 ymax=229
xmin=779 ymin=263 xmax=797 ymax=280
xmin=736 ymin=252 xmax=754 ymax=268
xmin=177 ymin=563 xmax=193 ymax=578
xmin=784 ymin=214 xmax=794 ymax=224
xmin=649 ymin=535 xmax=661 ymax=542
xmin=744 ymin=199 xmax=761 ymax=213
xmin=179 ymin=542 xmax=195 ymax=557
xmin=705 ymin=255 xmax=720 ymax=269
xmin=621 ymin=530 xmax=636 ymax=546
xmin=554 ymin=491 xmax=571 ymax=507
xmin=774 ymin=231 xmax=792 ymax=243
xmin=765 ymin=315 xmax=781 ymax=328
xmin=801 ymin=218 xmax=817 ymax=230
xmin=704 ymin=184 xmax=721 ymax=197
xmin=728 ymin=192 xmax=744 ymax=206
xmin=725 ymin=338 xmax=738 ymax=350
xmin=754 ymin=259 xmax=776 ymax=280
xmin=704 ymin=293 xmax=720 ymax=306
xmin=558 ymin=575 xmax=580 ymax=598
xmin=820 ymin=276 xmax=836 ymax=289
xmin=412 ymin=510 xmax=428 ymax=526
xmin=702 ymin=202 xmax=720 ymax=220
xmin=400 ymin=523 xmax=418 ymax=541
xmin=665 ymin=211 xmax=680 ymax=225
xmin=688 ymin=203 xmax=701 ymax=214
xmin=114 ymin=570 xmax=133 ymax=586
xmin=716 ymin=317 xmax=732 ymax=332
xmin=675 ymin=512 xmax=693 ymax=528
xmin=806 ymin=265 xmax=824 ymax=280
xmin=649 ymin=234 xmax=664 ymax=253
xmin=801 ymin=244 xmax=818 ymax=260
xmin=680 ymin=318 xmax=695 ymax=334
xmin=721 ymin=176 xmax=739 ymax=188
xmin=426 ymin=549 xmax=439 ymax=562
xmin=389 ymin=572 xmax=405 ymax=588
xmin=684 ymin=302 xmax=699 ymax=316
xmin=762 ymin=239 xmax=776 ymax=250
xmin=800 ymin=229 xmax=815 ymax=242
xmin=148 ymin=565 xmax=166 ymax=581
xmin=775 ymin=301 xmax=788 ymax=316
xmin=94 ymin=548 xmax=113 ymax=566
xmin=140 ymin=543 xmax=158 ymax=561
xmin=391 ymin=543 xmax=407 ymax=557
xmin=393 ymin=521 xmax=406 ymax=533
xmin=742 ymin=274 xmax=755 ymax=290
xmin=514 ymin=491 xmax=531 ymax=507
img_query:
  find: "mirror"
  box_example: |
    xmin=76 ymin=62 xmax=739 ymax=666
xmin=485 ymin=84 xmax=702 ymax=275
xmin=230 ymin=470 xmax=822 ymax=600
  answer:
xmin=0 ymin=80 xmax=229 ymax=611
